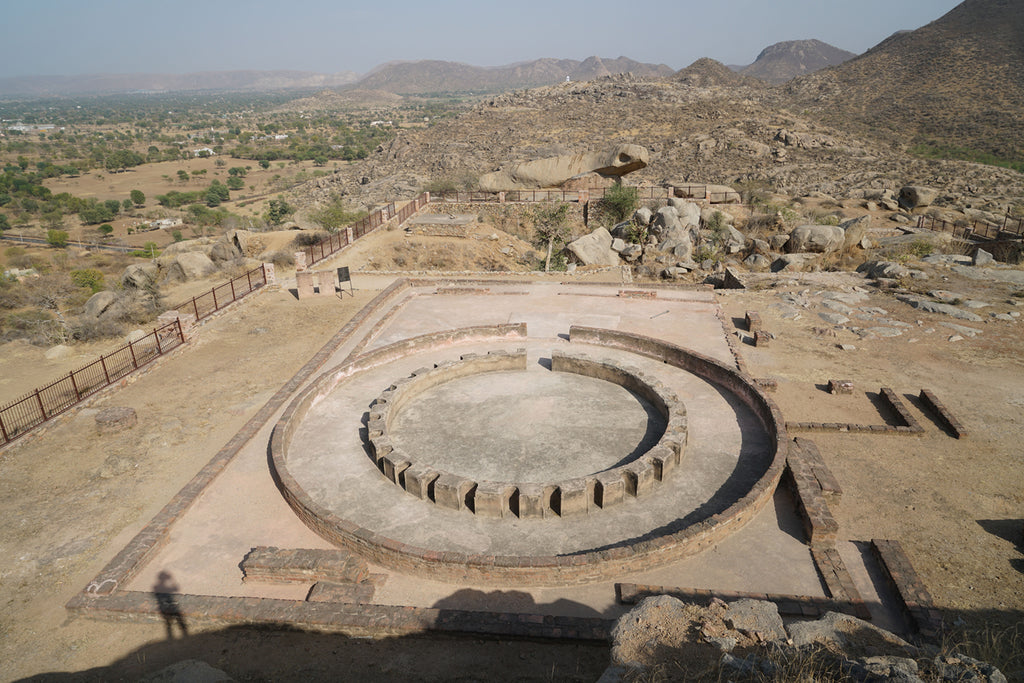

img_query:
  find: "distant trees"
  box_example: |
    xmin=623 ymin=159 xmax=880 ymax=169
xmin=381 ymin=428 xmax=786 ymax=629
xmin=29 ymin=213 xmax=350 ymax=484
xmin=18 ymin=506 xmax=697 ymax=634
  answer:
xmin=46 ymin=229 xmax=69 ymax=247
xmin=310 ymin=196 xmax=365 ymax=233
xmin=104 ymin=149 xmax=144 ymax=172
xmin=265 ymin=199 xmax=294 ymax=226
xmin=130 ymin=189 xmax=145 ymax=206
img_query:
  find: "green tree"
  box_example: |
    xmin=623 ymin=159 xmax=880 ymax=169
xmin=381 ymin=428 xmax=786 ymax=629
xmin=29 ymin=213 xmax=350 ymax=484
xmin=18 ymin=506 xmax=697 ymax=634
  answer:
xmin=97 ymin=224 xmax=114 ymax=236
xmin=122 ymin=198 xmax=133 ymax=212
xmin=228 ymin=166 xmax=247 ymax=177
xmin=532 ymin=203 xmax=572 ymax=272
xmin=226 ymin=176 xmax=245 ymax=191
xmin=259 ymin=159 xmax=270 ymax=170
xmin=46 ymin=229 xmax=69 ymax=248
xmin=104 ymin=199 xmax=121 ymax=216
xmin=177 ymin=169 xmax=189 ymax=183
xmin=130 ymin=189 xmax=145 ymax=206
xmin=600 ymin=184 xmax=640 ymax=224
xmin=70 ymin=268 xmax=104 ymax=293
xmin=310 ymin=196 xmax=365 ymax=233
xmin=265 ymin=198 xmax=294 ymax=226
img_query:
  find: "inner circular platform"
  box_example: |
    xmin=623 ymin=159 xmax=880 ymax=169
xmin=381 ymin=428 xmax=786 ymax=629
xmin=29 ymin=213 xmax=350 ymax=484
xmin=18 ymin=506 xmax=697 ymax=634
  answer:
xmin=272 ymin=325 xmax=786 ymax=585
xmin=390 ymin=368 xmax=664 ymax=482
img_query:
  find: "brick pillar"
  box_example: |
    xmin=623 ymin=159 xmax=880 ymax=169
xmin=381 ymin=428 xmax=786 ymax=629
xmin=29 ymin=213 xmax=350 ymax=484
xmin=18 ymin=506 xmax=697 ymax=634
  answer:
xmin=345 ymin=227 xmax=354 ymax=243
xmin=498 ymin=192 xmax=505 ymax=204
xmin=294 ymin=251 xmax=307 ymax=273
xmin=262 ymin=262 xmax=277 ymax=286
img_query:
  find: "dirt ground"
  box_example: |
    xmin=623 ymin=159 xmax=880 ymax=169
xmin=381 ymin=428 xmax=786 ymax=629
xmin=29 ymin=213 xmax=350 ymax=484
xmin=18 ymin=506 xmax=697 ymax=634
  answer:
xmin=1 ymin=227 xmax=1022 ymax=680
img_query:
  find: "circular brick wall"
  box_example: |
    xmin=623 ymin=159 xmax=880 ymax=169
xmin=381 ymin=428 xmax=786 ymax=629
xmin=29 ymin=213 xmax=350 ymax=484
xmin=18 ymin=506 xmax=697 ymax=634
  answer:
xmin=365 ymin=349 xmax=688 ymax=519
xmin=270 ymin=325 xmax=786 ymax=586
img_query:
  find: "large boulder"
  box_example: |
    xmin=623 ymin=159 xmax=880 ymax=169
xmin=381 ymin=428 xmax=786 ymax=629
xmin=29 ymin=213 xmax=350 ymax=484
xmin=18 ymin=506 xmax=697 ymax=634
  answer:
xmin=161 ymin=237 xmax=217 ymax=257
xmin=898 ymin=185 xmax=939 ymax=210
xmin=229 ymin=229 xmax=263 ymax=257
xmin=121 ymin=263 xmax=159 ymax=289
xmin=478 ymin=144 xmax=650 ymax=191
xmin=209 ymin=241 xmax=241 ymax=263
xmin=772 ymin=253 xmax=822 ymax=272
xmin=83 ymin=290 xmax=118 ymax=318
xmin=839 ymin=215 xmax=871 ymax=250
xmin=165 ymin=252 xmax=218 ymax=281
xmin=657 ymin=225 xmax=693 ymax=261
xmin=786 ymin=224 xmax=845 ymax=253
xmin=667 ymin=198 xmax=701 ymax=227
xmin=633 ymin=207 xmax=653 ymax=226
xmin=566 ymin=227 xmax=620 ymax=266
xmin=650 ymin=206 xmax=682 ymax=238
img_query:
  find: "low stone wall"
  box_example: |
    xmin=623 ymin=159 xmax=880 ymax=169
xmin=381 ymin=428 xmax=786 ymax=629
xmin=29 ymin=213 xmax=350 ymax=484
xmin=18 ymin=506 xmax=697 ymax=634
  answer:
xmin=365 ymin=350 xmax=687 ymax=519
xmin=270 ymin=326 xmax=786 ymax=586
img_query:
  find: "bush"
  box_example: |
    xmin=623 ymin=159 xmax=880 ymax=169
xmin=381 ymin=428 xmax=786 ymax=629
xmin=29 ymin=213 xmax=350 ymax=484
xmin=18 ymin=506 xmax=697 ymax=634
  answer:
xmin=266 ymin=250 xmax=295 ymax=268
xmin=70 ymin=268 xmax=105 ymax=293
xmin=292 ymin=230 xmax=328 ymax=247
xmin=600 ymin=184 xmax=640 ymax=223
xmin=46 ymin=229 xmax=69 ymax=248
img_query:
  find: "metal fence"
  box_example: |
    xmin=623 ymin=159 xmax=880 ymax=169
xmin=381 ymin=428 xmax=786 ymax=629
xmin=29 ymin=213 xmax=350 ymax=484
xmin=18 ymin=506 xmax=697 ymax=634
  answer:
xmin=429 ymin=185 xmax=741 ymax=204
xmin=0 ymin=320 xmax=185 ymax=447
xmin=302 ymin=194 xmax=429 ymax=267
xmin=175 ymin=264 xmax=268 ymax=321
xmin=916 ymin=213 xmax=1024 ymax=241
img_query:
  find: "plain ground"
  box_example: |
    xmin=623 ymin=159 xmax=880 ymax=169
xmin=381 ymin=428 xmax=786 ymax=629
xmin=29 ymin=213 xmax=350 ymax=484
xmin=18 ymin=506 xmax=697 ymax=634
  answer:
xmin=0 ymin=225 xmax=1022 ymax=680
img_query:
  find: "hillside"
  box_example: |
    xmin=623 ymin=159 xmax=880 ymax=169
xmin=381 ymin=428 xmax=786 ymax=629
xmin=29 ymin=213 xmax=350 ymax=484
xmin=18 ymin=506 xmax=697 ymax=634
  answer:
xmin=350 ymin=56 xmax=675 ymax=94
xmin=0 ymin=70 xmax=360 ymax=97
xmin=738 ymin=39 xmax=856 ymax=83
xmin=673 ymin=58 xmax=763 ymax=87
xmin=786 ymin=0 xmax=1024 ymax=158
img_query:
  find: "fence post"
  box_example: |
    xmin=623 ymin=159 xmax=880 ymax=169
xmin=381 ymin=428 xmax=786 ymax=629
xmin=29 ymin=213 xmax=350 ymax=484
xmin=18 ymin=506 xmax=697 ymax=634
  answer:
xmin=176 ymin=318 xmax=184 ymax=344
xmin=154 ymin=327 xmax=163 ymax=355
xmin=212 ymin=286 xmax=219 ymax=311
xmin=68 ymin=371 xmax=81 ymax=401
xmin=0 ymin=410 xmax=8 ymax=444
xmin=230 ymin=278 xmax=237 ymax=302
xmin=128 ymin=339 xmax=138 ymax=369
xmin=35 ymin=388 xmax=46 ymax=419
xmin=247 ymin=268 xmax=253 ymax=291
xmin=100 ymin=355 xmax=111 ymax=384
xmin=192 ymin=297 xmax=199 ymax=321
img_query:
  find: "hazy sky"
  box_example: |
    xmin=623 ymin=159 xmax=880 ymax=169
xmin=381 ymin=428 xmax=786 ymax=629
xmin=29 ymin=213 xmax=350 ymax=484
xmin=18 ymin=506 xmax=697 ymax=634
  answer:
xmin=0 ymin=0 xmax=963 ymax=79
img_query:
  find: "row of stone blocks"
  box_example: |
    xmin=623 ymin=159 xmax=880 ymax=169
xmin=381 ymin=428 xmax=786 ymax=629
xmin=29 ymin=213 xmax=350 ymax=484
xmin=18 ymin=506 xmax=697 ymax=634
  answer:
xmin=366 ymin=349 xmax=688 ymax=519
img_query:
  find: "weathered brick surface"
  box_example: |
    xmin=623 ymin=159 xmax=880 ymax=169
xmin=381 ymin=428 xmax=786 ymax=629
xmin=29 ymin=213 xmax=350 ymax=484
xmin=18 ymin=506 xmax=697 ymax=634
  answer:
xmin=879 ymin=388 xmax=924 ymax=434
xmin=745 ymin=311 xmax=762 ymax=333
xmin=792 ymin=438 xmax=842 ymax=507
xmin=810 ymin=546 xmax=870 ymax=619
xmin=754 ymin=330 xmax=771 ymax=347
xmin=872 ymin=539 xmax=942 ymax=640
xmin=306 ymin=581 xmax=376 ymax=604
xmin=618 ymin=290 xmax=657 ymax=299
xmin=919 ymin=389 xmax=967 ymax=438
xmin=241 ymin=546 xmax=369 ymax=584
xmin=785 ymin=439 xmax=839 ymax=548
xmin=828 ymin=379 xmax=854 ymax=394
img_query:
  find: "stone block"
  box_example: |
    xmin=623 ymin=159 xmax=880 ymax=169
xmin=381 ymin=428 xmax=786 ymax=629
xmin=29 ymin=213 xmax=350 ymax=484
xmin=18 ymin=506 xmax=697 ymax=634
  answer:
xmin=474 ymin=481 xmax=514 ymax=518
xmin=624 ymin=459 xmax=656 ymax=496
xmin=294 ymin=251 xmax=308 ymax=272
xmin=828 ymin=379 xmax=854 ymax=394
xmin=95 ymin=406 xmax=137 ymax=435
xmin=745 ymin=311 xmax=762 ymax=332
xmin=381 ymin=455 xmax=410 ymax=484
xmin=517 ymin=483 xmax=547 ymax=519
xmin=262 ymin=262 xmax=276 ymax=285
xmin=368 ymin=435 xmax=391 ymax=463
xmin=558 ymin=478 xmax=590 ymax=517
xmin=401 ymin=465 xmax=438 ymax=500
xmin=433 ymin=474 xmax=475 ymax=511
xmin=594 ymin=471 xmax=625 ymax=508
xmin=754 ymin=330 xmax=771 ymax=347
xmin=316 ymin=270 xmax=336 ymax=295
xmin=646 ymin=445 xmax=676 ymax=481
xmin=296 ymin=271 xmax=315 ymax=299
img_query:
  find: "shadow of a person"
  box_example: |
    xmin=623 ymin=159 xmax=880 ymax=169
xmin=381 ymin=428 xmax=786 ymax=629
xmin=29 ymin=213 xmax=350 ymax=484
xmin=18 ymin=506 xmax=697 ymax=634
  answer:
xmin=153 ymin=570 xmax=188 ymax=639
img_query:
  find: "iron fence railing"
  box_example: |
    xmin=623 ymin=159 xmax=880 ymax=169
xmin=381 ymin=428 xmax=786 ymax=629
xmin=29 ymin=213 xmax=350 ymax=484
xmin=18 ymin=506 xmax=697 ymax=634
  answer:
xmin=0 ymin=320 xmax=185 ymax=447
xmin=175 ymin=264 xmax=268 ymax=321
xmin=916 ymin=213 xmax=1024 ymax=241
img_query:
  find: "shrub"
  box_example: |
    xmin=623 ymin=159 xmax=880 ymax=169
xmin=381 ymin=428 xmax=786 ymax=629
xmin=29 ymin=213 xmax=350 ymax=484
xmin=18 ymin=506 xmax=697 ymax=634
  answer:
xmin=292 ymin=231 xmax=328 ymax=247
xmin=600 ymin=184 xmax=640 ymax=223
xmin=70 ymin=268 xmax=105 ymax=293
xmin=46 ymin=229 xmax=69 ymax=248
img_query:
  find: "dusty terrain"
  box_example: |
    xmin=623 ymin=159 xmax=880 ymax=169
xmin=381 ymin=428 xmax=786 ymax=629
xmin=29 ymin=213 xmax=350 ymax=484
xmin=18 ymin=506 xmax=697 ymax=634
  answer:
xmin=0 ymin=222 xmax=1022 ymax=680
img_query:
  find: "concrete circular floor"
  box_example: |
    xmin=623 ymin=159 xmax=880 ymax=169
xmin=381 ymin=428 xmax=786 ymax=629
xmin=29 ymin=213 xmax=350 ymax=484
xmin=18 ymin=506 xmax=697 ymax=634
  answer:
xmin=283 ymin=339 xmax=773 ymax=558
xmin=390 ymin=367 xmax=666 ymax=482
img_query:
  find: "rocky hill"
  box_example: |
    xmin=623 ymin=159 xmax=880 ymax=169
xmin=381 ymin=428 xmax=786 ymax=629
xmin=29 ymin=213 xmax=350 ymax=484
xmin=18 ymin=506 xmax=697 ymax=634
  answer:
xmin=737 ymin=39 xmax=857 ymax=83
xmin=673 ymin=58 xmax=764 ymax=88
xmin=786 ymin=0 xmax=1024 ymax=158
xmin=292 ymin=73 xmax=1023 ymax=219
xmin=350 ymin=56 xmax=675 ymax=94
xmin=0 ymin=70 xmax=360 ymax=97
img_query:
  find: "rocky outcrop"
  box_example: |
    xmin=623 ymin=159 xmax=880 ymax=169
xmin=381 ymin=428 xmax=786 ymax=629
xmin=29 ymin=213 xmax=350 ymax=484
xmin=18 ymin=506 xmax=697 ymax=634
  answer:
xmin=566 ymin=227 xmax=620 ymax=266
xmin=83 ymin=290 xmax=118 ymax=318
xmin=899 ymin=186 xmax=939 ymax=210
xmin=477 ymin=144 xmax=649 ymax=191
xmin=121 ymin=263 xmax=159 ymax=289
xmin=786 ymin=224 xmax=845 ymax=253
xmin=164 ymin=252 xmax=218 ymax=281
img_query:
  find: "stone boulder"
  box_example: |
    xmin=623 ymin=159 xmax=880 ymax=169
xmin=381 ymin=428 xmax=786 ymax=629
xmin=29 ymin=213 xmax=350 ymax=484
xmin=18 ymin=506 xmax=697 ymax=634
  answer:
xmin=786 ymin=224 xmax=845 ymax=254
xmin=839 ymin=215 xmax=871 ymax=250
xmin=724 ymin=599 xmax=786 ymax=642
xmin=121 ymin=263 xmax=159 ymax=289
xmin=165 ymin=252 xmax=218 ymax=281
xmin=650 ymin=206 xmax=682 ymax=238
xmin=772 ymin=253 xmax=821 ymax=272
xmin=478 ymin=144 xmax=650 ymax=191
xmin=898 ymin=185 xmax=939 ymax=210
xmin=566 ymin=227 xmax=620 ymax=266
xmin=657 ymin=225 xmax=694 ymax=261
xmin=161 ymin=237 xmax=218 ymax=257
xmin=44 ymin=344 xmax=73 ymax=361
xmin=722 ymin=225 xmax=746 ymax=253
xmin=667 ymin=198 xmax=701 ymax=227
xmin=209 ymin=241 xmax=241 ymax=263
xmin=229 ymin=229 xmax=263 ymax=257
xmin=83 ymin=290 xmax=118 ymax=318
xmin=857 ymin=261 xmax=926 ymax=280
xmin=701 ymin=207 xmax=734 ymax=226
xmin=633 ymin=207 xmax=653 ymax=226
